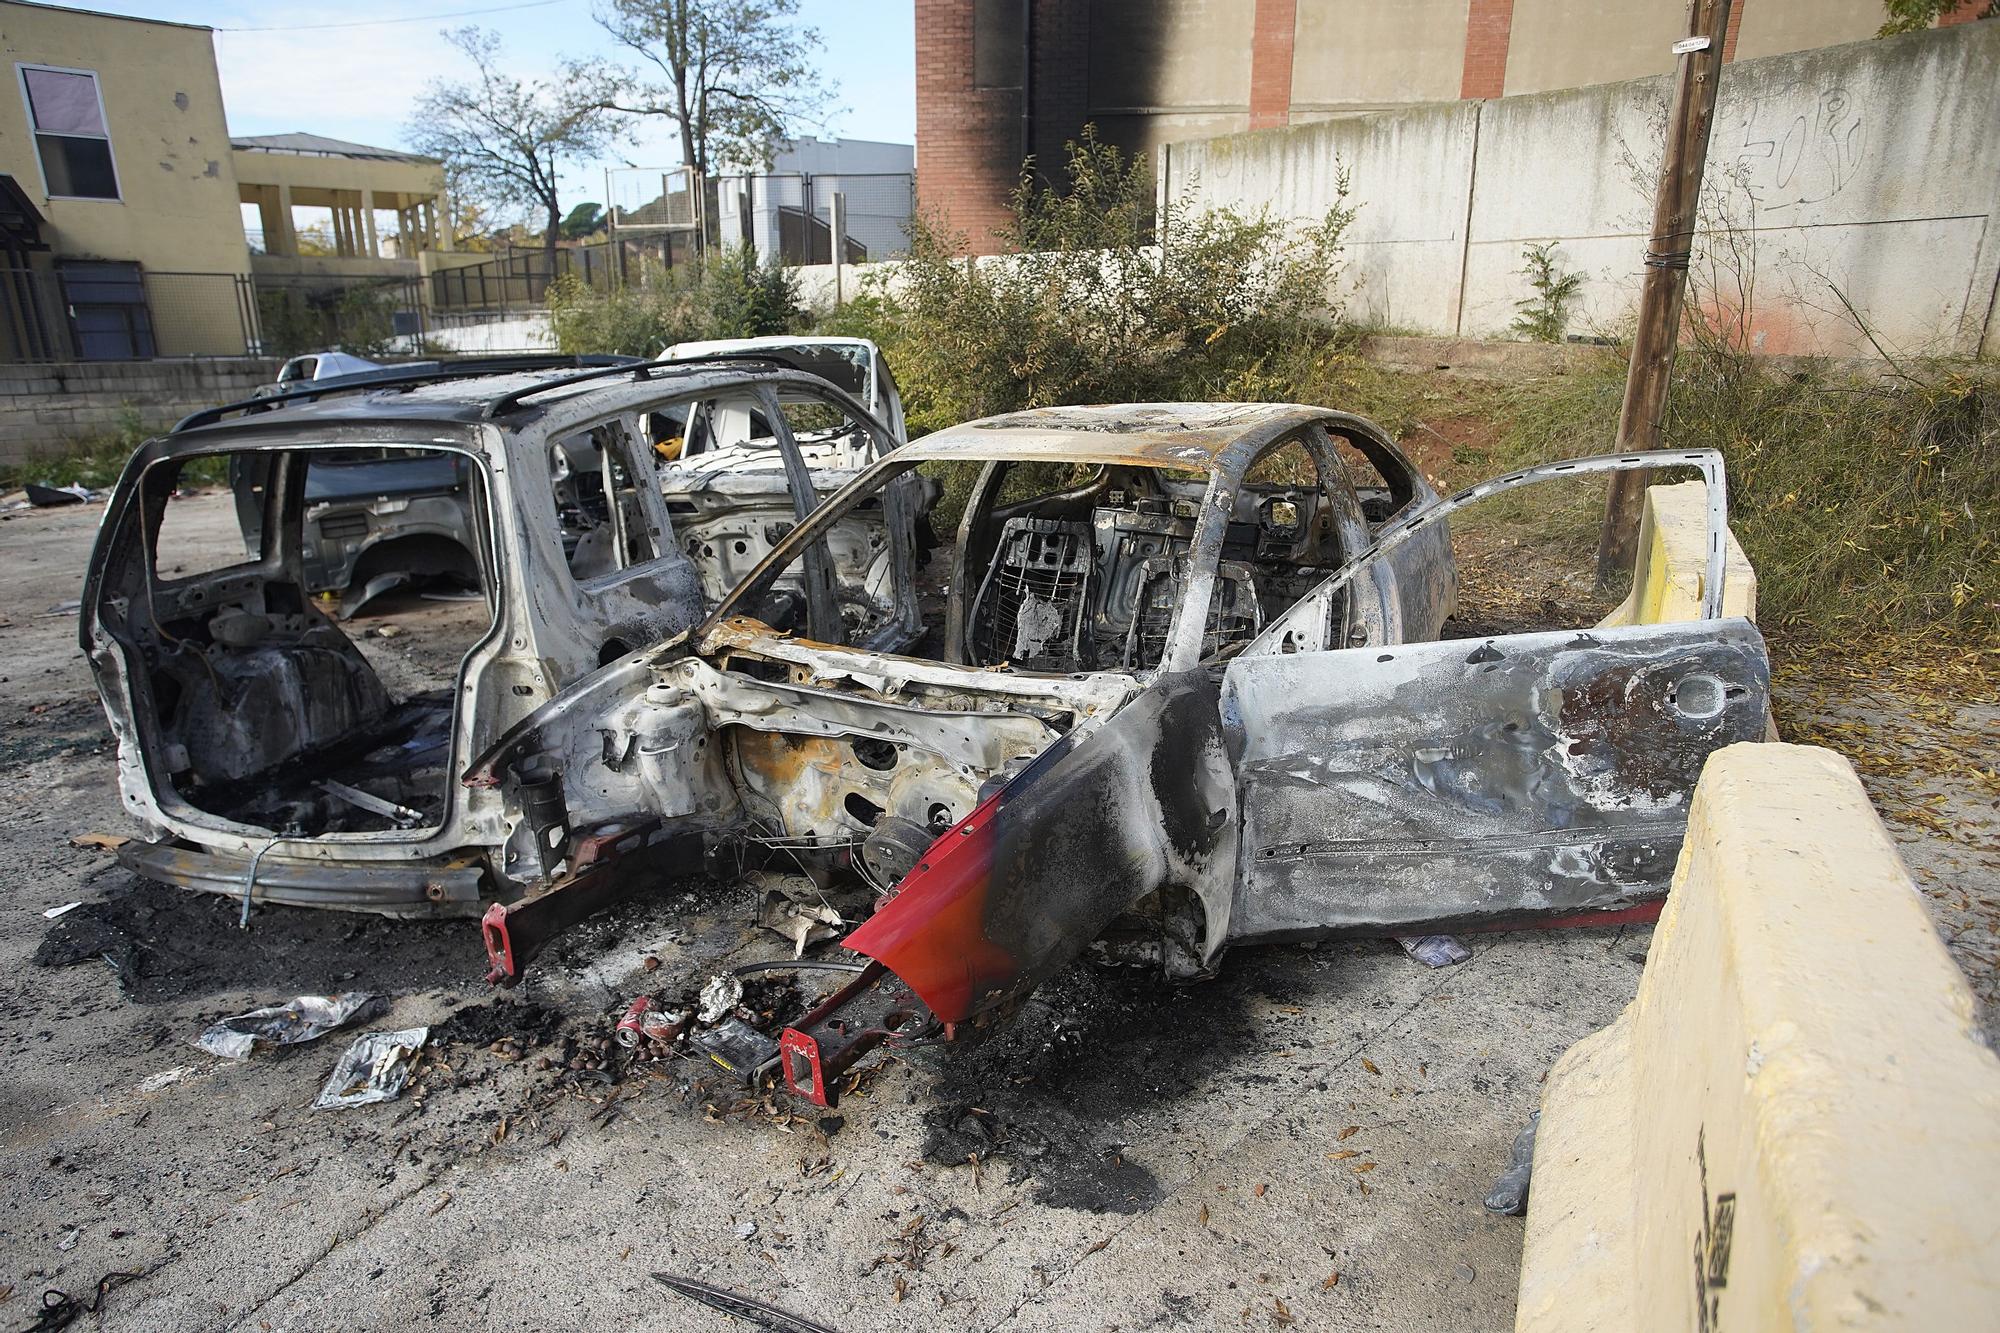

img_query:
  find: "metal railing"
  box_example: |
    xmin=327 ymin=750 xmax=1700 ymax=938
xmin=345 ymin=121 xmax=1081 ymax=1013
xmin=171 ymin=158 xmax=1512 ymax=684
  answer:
xmin=2 ymin=262 xmax=261 ymax=363
xmin=250 ymin=273 xmax=426 ymax=359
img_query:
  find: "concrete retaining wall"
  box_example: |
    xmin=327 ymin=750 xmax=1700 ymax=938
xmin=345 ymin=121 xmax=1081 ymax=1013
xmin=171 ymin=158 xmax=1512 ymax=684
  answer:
xmin=0 ymin=359 xmax=282 ymax=468
xmin=1516 ymin=743 xmax=2000 ymax=1330
xmin=1163 ymin=24 xmax=2000 ymax=360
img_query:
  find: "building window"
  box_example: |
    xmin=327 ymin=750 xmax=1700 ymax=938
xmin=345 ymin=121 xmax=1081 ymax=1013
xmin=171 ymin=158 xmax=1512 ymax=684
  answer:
xmin=59 ymin=260 xmax=154 ymax=359
xmin=17 ymin=65 xmax=121 ymax=201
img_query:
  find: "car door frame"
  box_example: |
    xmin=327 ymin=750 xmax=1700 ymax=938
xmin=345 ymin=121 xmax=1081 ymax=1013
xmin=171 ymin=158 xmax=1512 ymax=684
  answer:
xmin=1215 ymin=449 xmax=1758 ymax=954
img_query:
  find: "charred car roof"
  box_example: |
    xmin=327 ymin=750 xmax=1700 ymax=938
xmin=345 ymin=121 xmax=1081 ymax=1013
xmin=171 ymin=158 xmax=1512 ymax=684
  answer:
xmin=904 ymin=402 xmax=1393 ymax=471
xmin=160 ymin=358 xmax=858 ymax=450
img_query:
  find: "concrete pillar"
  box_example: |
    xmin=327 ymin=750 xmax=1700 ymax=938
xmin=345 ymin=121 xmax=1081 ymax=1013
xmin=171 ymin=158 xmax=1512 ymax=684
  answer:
xmin=829 ymin=191 xmax=848 ymax=301
xmin=254 ymin=186 xmax=286 ymax=256
xmin=361 ymin=189 xmax=379 ymax=258
xmin=274 ymin=183 xmax=298 ymax=256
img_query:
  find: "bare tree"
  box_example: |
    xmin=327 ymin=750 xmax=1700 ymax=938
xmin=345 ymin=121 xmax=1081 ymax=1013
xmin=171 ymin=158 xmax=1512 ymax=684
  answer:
xmin=577 ymin=0 xmax=832 ymax=180
xmin=408 ymin=27 xmax=621 ymax=267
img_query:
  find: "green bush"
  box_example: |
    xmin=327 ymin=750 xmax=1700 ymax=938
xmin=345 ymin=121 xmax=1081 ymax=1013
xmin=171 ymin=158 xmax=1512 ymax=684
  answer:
xmin=849 ymin=131 xmax=1357 ymax=436
xmin=547 ymin=243 xmax=804 ymax=357
xmin=1511 ymin=242 xmax=1584 ymax=344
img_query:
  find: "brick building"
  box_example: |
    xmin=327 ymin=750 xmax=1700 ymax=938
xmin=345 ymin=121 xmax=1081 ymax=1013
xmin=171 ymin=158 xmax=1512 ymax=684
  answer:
xmin=916 ymin=0 xmax=1990 ymax=254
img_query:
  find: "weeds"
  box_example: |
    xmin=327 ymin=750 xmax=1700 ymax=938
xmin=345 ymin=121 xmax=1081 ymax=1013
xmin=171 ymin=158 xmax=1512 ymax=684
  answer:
xmin=1510 ymin=243 xmax=1584 ymax=344
xmin=861 ymin=130 xmax=1357 ymax=434
xmin=0 ymin=407 xmax=160 ymax=490
xmin=1473 ymin=342 xmax=1998 ymax=645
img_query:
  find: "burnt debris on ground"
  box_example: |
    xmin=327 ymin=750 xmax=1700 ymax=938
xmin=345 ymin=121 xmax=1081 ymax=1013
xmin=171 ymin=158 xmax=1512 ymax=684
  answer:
xmin=33 ymin=875 xmax=486 ymax=1003
xmin=917 ymin=946 xmax=1347 ymax=1213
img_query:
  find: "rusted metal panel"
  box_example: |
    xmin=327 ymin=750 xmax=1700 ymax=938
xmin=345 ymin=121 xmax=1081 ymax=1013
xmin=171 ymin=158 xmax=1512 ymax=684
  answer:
xmin=119 ymin=838 xmax=483 ymax=917
xmin=1218 ymin=618 xmax=1771 ymax=944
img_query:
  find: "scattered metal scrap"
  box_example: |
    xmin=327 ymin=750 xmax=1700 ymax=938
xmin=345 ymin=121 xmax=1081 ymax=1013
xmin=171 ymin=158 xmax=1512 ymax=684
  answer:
xmin=193 ymin=992 xmax=385 ymax=1061
xmin=314 ymin=1027 xmax=428 ymax=1109
xmin=651 ymin=1273 xmax=840 ymax=1333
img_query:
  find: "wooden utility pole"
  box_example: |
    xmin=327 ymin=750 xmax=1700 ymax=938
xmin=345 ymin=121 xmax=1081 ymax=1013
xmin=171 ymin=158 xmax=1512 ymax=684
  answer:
xmin=1595 ymin=0 xmax=1733 ymax=587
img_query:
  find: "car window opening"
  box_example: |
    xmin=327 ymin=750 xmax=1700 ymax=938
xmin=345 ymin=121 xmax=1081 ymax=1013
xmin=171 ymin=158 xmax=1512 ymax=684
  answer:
xmin=728 ymin=436 xmax=1349 ymax=678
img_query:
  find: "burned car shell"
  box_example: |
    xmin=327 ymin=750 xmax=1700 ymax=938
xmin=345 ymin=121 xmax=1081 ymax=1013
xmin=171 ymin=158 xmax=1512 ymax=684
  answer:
xmin=471 ymin=410 xmax=1766 ymax=1069
xmin=82 ymin=362 xmax=903 ymax=916
xmin=664 ymin=335 xmax=907 ymax=441
xmin=653 ymin=337 xmax=929 ymax=635
xmin=471 ymin=404 xmax=1460 ymax=978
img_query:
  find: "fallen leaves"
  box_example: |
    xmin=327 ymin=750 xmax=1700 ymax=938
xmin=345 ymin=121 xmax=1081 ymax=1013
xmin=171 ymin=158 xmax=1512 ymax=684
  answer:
xmin=1360 ymin=1058 xmax=1381 ymax=1076
xmin=1338 ymin=1125 xmax=1359 ymax=1140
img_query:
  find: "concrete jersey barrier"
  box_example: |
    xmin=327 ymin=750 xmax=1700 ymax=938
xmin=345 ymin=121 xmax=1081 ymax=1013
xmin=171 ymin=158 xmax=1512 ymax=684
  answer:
xmin=1516 ymin=742 xmax=2000 ymax=1330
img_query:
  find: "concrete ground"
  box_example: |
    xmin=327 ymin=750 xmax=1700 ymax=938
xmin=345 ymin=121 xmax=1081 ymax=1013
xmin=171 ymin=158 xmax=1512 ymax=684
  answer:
xmin=0 ymin=494 xmax=1990 ymax=1331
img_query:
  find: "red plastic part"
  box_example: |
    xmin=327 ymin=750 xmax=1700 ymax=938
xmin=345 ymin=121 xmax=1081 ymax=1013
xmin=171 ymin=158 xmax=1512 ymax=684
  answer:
xmin=840 ymin=794 xmax=1020 ymax=1026
xmin=481 ymin=901 xmax=516 ymax=984
xmin=779 ymin=1026 xmax=828 ymax=1105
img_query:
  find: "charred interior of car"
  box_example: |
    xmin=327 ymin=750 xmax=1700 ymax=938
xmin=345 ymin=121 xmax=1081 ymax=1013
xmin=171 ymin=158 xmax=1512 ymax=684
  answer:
xmin=98 ymin=445 xmax=495 ymax=838
xmin=956 ymin=458 xmax=1336 ymax=673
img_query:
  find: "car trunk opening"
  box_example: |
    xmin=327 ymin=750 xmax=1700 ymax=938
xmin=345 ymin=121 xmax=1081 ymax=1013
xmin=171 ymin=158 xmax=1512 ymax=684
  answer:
xmin=97 ymin=444 xmax=496 ymax=838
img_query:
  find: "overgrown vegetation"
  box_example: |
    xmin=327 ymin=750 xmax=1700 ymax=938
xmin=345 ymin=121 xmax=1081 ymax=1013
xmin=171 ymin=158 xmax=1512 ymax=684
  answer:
xmin=1511 ymin=242 xmax=1584 ymax=343
xmin=1470 ymin=341 xmax=1998 ymax=644
xmin=877 ymin=131 xmax=1357 ymax=435
xmin=0 ymin=406 xmax=230 ymax=491
xmin=1878 ymin=0 xmax=1994 ymax=36
xmin=546 ymin=243 xmax=802 ymax=356
xmin=256 ymin=283 xmax=408 ymax=359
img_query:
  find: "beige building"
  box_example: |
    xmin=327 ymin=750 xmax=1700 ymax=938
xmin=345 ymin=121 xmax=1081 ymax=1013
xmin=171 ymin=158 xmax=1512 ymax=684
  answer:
xmin=1 ymin=1 xmax=450 ymax=362
xmin=235 ymin=132 xmax=448 ymax=279
xmin=0 ymin=0 xmax=255 ymax=357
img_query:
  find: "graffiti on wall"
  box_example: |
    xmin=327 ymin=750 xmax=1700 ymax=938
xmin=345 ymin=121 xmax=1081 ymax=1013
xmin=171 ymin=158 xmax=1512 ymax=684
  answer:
xmin=1729 ymin=87 xmax=1867 ymax=216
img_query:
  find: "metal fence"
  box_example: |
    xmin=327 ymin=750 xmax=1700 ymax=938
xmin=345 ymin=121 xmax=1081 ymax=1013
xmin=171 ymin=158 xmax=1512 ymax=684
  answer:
xmin=428 ymin=237 xmax=702 ymax=314
xmin=2 ymin=261 xmax=259 ymax=363
xmin=2 ymin=170 xmax=914 ymax=363
xmin=711 ymin=172 xmax=913 ymax=266
xmin=250 ymin=273 xmax=426 ymax=359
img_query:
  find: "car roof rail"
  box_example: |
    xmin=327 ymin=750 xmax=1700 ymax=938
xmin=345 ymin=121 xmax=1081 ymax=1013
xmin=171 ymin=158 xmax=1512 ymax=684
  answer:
xmin=476 ymin=351 xmax=810 ymax=420
xmin=477 ymin=359 xmax=667 ymax=419
xmin=169 ymin=354 xmax=644 ymax=434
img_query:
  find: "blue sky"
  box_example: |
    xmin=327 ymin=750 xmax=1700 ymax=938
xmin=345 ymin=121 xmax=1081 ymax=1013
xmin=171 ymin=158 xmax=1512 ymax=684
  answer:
xmin=87 ymin=0 xmax=915 ymax=214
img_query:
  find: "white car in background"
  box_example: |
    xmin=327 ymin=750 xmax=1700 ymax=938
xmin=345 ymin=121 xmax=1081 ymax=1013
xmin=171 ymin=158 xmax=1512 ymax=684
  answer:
xmin=652 ymin=336 xmax=935 ymax=631
xmin=664 ymin=335 xmax=906 ymax=442
xmin=263 ymin=350 xmax=383 ymax=395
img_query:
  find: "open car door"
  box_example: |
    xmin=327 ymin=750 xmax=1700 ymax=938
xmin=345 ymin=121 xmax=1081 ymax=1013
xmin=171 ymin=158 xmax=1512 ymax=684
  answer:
xmin=1218 ymin=451 xmax=1770 ymax=946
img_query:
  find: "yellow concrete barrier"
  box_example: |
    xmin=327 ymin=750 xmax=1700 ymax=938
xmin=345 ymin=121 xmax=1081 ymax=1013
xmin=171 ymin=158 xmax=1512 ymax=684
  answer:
xmin=1598 ymin=479 xmax=1758 ymax=627
xmin=1516 ymin=743 xmax=2000 ymax=1331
